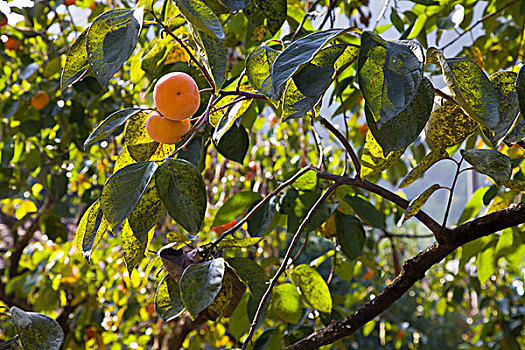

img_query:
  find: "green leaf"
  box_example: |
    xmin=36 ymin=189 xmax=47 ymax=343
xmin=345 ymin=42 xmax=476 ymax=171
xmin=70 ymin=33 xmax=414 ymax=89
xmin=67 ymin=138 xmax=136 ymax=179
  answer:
xmin=212 ymin=191 xmax=262 ymax=226
xmin=495 ymin=228 xmax=514 ymax=258
xmin=343 ymin=194 xmax=386 ymax=229
xmin=487 ymin=71 xmax=520 ymax=145
xmin=194 ymin=30 xmax=226 ymax=88
xmin=75 ymin=198 xmax=108 ymax=262
xmin=335 ymin=212 xmax=366 ymax=260
xmin=364 ymin=77 xmax=434 ymax=155
xmin=219 ymin=0 xmax=250 ymax=12
xmin=424 ymin=104 xmax=477 ymax=150
xmin=399 ymin=149 xmax=449 ymax=188
xmin=87 ymin=8 xmax=144 ymax=86
xmin=427 ymin=47 xmax=500 ymax=131
xmin=226 ymin=257 xmax=268 ymax=301
xmin=124 ymin=112 xmax=161 ymax=162
xmin=172 ymin=0 xmax=225 ymax=40
xmin=155 ymin=159 xmax=207 ymax=233
xmin=180 ymin=258 xmax=225 ymax=317
xmin=272 ymin=28 xmax=351 ymax=98
xmin=247 ymin=198 xmax=277 ymax=237
xmin=461 ymin=149 xmax=512 ymax=183
xmin=398 ymin=184 xmax=441 ymax=225
xmin=244 ymin=0 xmax=287 ymax=36
xmin=246 ymin=43 xmax=280 ymax=99
xmin=215 ymin=124 xmax=249 ymax=164
xmin=83 ymin=108 xmax=142 ymax=150
xmin=10 ymin=307 xmax=64 ymax=350
xmin=360 ymin=130 xmax=404 ymax=180
xmin=102 ymin=161 xmax=158 ymax=232
xmin=218 ymin=237 xmax=264 ymax=249
xmin=292 ymin=170 xmax=317 ymax=190
xmin=212 ymin=98 xmax=253 ymax=145
xmin=155 ymin=274 xmax=185 ymax=322
xmin=456 ymin=186 xmax=490 ymax=225
xmin=291 ymin=265 xmax=332 ymax=313
xmin=270 ymin=283 xmax=302 ymax=324
xmin=504 ymin=114 xmax=525 ymax=145
xmin=60 ymin=28 xmax=89 ymax=89
xmin=357 ymin=31 xmax=424 ymax=127
xmin=476 ymin=244 xmax=496 ymax=285
xmin=281 ymin=44 xmax=348 ymax=121
xmin=288 ymin=193 xmax=338 ymax=233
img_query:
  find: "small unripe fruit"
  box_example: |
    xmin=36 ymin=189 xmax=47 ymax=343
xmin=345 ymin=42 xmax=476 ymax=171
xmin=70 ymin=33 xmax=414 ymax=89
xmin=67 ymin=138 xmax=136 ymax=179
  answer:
xmin=145 ymin=112 xmax=190 ymax=144
xmin=153 ymin=72 xmax=200 ymax=121
xmin=31 ymin=90 xmax=50 ymax=110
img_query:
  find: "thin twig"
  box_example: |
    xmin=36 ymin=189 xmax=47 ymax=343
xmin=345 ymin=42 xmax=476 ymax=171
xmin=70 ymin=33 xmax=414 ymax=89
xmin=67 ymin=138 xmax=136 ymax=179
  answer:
xmin=442 ymin=158 xmax=463 ymax=227
xmin=241 ymin=184 xmax=338 ymax=349
xmin=434 ymin=88 xmax=457 ymax=105
xmin=440 ymin=0 xmax=520 ymax=51
xmin=220 ymin=90 xmax=266 ymax=99
xmin=373 ymin=0 xmax=391 ymax=30
xmin=291 ymin=0 xmax=322 ymax=42
xmin=317 ymin=116 xmax=361 ymax=180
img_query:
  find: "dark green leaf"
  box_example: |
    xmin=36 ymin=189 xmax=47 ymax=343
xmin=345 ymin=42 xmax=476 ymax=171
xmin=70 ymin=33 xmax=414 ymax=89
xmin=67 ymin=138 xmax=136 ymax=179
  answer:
xmin=155 ymin=159 xmax=207 ymax=233
xmin=212 ymin=190 xmax=262 ymax=226
xmin=343 ymin=194 xmax=386 ymax=229
xmin=272 ymin=28 xmax=351 ymax=97
xmin=84 ymin=108 xmax=142 ymax=150
xmin=335 ymin=212 xmax=366 ymax=260
xmin=461 ymin=149 xmax=512 ymax=183
xmin=516 ymin=63 xmax=525 ymax=117
xmin=247 ymin=197 xmax=277 ymax=236
xmin=244 ymin=0 xmax=286 ymax=36
xmin=215 ymin=124 xmax=249 ymax=164
xmin=172 ymin=0 xmax=225 ymax=40
xmin=195 ymin=30 xmax=227 ymax=88
xmin=365 ymin=77 xmax=434 ymax=155
xmin=87 ymin=8 xmax=144 ymax=86
xmin=10 ymin=307 xmax=64 ymax=350
xmin=61 ymin=28 xmax=89 ymax=89
xmin=180 ymin=258 xmax=225 ymax=317
xmin=504 ymin=114 xmax=525 ymax=145
xmin=291 ymin=265 xmax=332 ymax=313
xmin=226 ymin=257 xmax=268 ymax=301
xmin=219 ymin=0 xmax=251 ymax=12
xmin=487 ymin=71 xmax=520 ymax=145
xmin=75 ymin=198 xmax=108 ymax=262
xmin=155 ymin=274 xmax=185 ymax=322
xmin=358 ymin=31 xmax=424 ymax=127
xmin=101 ymin=161 xmax=158 ymax=232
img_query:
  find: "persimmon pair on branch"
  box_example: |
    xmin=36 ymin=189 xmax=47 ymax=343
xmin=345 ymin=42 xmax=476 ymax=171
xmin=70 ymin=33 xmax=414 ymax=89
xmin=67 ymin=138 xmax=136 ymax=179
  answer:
xmin=146 ymin=72 xmax=200 ymax=144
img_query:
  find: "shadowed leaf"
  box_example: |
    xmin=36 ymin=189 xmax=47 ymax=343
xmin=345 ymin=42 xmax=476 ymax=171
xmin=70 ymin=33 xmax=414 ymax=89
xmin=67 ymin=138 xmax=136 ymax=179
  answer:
xmin=155 ymin=274 xmax=185 ymax=322
xmin=172 ymin=0 xmax=225 ymax=40
xmin=11 ymin=307 xmax=64 ymax=350
xmin=461 ymin=149 xmax=512 ymax=183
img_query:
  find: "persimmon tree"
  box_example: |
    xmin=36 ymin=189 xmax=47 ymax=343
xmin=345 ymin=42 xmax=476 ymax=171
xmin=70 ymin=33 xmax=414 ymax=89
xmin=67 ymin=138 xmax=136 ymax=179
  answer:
xmin=1 ymin=0 xmax=525 ymax=349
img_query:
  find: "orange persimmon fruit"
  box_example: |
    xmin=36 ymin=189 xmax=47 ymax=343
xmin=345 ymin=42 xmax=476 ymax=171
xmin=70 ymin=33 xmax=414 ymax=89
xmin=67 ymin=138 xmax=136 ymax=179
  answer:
xmin=4 ymin=36 xmax=20 ymax=50
xmin=145 ymin=112 xmax=190 ymax=144
xmin=31 ymin=90 xmax=50 ymax=110
xmin=153 ymin=72 xmax=200 ymax=121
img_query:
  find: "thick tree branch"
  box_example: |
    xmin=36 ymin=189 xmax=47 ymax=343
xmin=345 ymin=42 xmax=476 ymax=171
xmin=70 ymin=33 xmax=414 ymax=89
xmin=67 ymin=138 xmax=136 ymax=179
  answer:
xmin=286 ymin=203 xmax=525 ymax=350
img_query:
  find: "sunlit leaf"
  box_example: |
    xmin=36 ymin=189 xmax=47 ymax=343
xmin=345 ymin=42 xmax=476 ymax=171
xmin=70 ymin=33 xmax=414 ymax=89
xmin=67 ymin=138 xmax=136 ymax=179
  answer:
xmin=291 ymin=265 xmax=332 ymax=313
xmin=398 ymin=184 xmax=441 ymax=225
xmin=60 ymin=28 xmax=89 ymax=89
xmin=399 ymin=149 xmax=449 ymax=188
xmin=246 ymin=43 xmax=280 ymax=99
xmin=271 ymin=283 xmax=302 ymax=324
xmin=360 ymin=130 xmax=404 ymax=180
xmin=217 ymin=237 xmax=264 ymax=249
xmin=172 ymin=0 xmax=224 ymax=40
xmin=75 ymin=198 xmax=108 ymax=262
xmin=84 ymin=108 xmax=142 ymax=150
xmin=456 ymin=186 xmax=490 ymax=225
xmin=212 ymin=191 xmax=263 ymax=226
xmin=425 ymin=104 xmax=477 ymax=150
xmin=486 ymin=71 xmax=520 ymax=145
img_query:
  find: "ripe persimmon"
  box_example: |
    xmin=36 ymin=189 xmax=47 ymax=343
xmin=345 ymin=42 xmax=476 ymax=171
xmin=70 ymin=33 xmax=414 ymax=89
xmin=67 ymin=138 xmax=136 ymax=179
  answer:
xmin=4 ymin=36 xmax=20 ymax=50
xmin=64 ymin=0 xmax=76 ymax=5
xmin=31 ymin=90 xmax=50 ymax=110
xmin=145 ymin=112 xmax=190 ymax=144
xmin=0 ymin=17 xmax=7 ymax=27
xmin=153 ymin=72 xmax=200 ymax=121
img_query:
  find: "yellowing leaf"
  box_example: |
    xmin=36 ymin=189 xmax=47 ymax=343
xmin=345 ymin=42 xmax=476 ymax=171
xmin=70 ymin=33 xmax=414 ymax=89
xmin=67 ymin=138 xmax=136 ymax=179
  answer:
xmin=425 ymin=104 xmax=477 ymax=150
xmin=291 ymin=264 xmax=332 ymax=313
xmin=399 ymin=149 xmax=448 ymax=188
xmin=360 ymin=131 xmax=404 ymax=180
xmin=398 ymin=184 xmax=441 ymax=225
xmin=271 ymin=283 xmax=302 ymax=324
